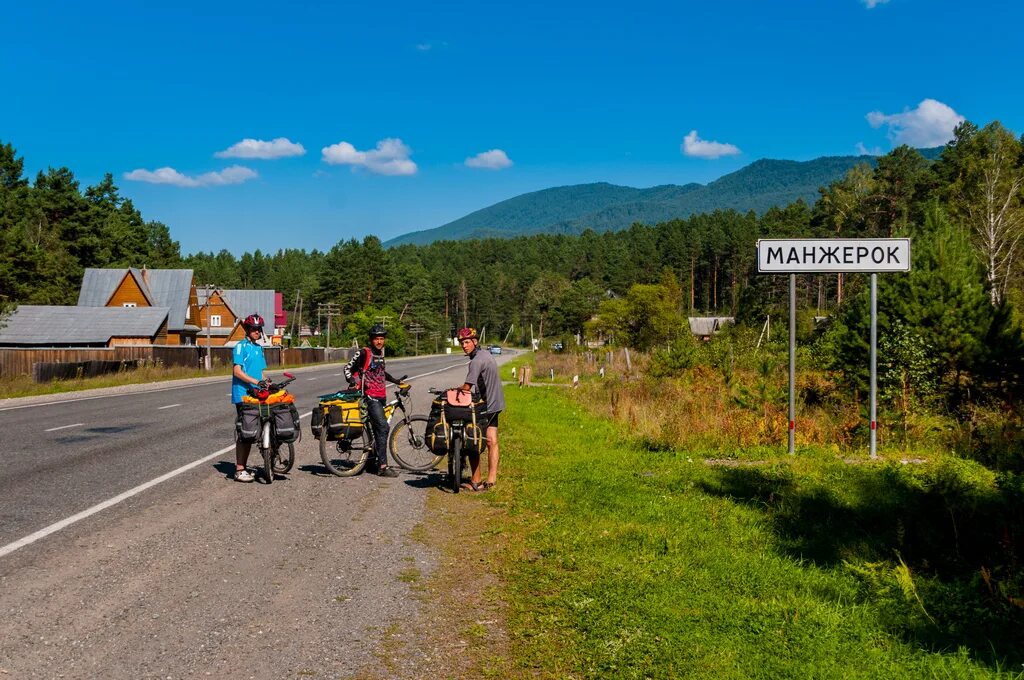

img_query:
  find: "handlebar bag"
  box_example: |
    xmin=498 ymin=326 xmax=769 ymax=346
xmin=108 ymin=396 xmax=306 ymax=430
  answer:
xmin=272 ymin=403 xmax=300 ymax=443
xmin=443 ymin=395 xmax=485 ymax=422
xmin=236 ymin=404 xmax=261 ymax=443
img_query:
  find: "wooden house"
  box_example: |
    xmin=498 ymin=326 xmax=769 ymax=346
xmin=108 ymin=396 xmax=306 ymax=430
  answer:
xmin=77 ymin=268 xmax=201 ymax=345
xmin=195 ymin=288 xmax=277 ymax=347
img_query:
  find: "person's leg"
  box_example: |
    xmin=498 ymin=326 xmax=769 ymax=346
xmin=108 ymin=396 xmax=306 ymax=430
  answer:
xmin=485 ymin=427 xmax=499 ymax=485
xmin=485 ymin=412 xmax=500 ymax=485
xmin=468 ymin=452 xmax=482 ymax=486
xmin=366 ymin=398 xmax=390 ymax=468
xmin=234 ymin=405 xmax=254 ymax=481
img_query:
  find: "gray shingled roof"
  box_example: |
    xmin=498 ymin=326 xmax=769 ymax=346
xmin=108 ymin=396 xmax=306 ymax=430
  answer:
xmin=78 ymin=269 xmax=154 ymax=307
xmin=140 ymin=269 xmax=194 ymax=332
xmin=221 ymin=290 xmax=276 ymax=330
xmin=78 ymin=268 xmax=195 ymax=332
xmin=0 ymin=306 xmax=170 ymax=346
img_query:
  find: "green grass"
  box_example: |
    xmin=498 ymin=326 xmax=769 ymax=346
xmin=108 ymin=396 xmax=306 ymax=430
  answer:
xmin=490 ymin=384 xmax=1023 ymax=678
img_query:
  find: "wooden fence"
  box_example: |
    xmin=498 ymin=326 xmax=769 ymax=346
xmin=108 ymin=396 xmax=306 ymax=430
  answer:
xmin=0 ymin=346 xmax=355 ymax=380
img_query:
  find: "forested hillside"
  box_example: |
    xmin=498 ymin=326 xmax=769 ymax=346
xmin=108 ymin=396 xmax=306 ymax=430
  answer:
xmin=385 ymin=151 xmax=944 ymax=246
xmin=1 ymin=126 xmax=1020 ymax=366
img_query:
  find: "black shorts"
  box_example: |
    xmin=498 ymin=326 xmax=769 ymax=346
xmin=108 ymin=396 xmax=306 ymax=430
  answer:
xmin=483 ymin=412 xmax=499 ymax=428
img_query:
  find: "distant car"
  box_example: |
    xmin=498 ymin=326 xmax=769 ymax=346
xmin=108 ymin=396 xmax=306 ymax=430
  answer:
xmin=488 ymin=345 xmax=502 ymax=355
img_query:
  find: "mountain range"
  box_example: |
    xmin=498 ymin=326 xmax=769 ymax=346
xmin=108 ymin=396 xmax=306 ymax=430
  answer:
xmin=384 ymin=149 xmax=943 ymax=247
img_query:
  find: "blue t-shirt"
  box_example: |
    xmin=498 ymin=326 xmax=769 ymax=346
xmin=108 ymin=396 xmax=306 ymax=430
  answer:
xmin=231 ymin=339 xmax=267 ymax=404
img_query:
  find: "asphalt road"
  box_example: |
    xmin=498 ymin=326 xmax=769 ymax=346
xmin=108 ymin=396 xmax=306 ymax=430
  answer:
xmin=0 ymin=350 xmax=511 ymax=678
xmin=0 ymin=353 xmax=471 ymax=549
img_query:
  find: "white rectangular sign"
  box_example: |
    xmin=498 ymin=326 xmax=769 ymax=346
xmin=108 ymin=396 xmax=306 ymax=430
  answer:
xmin=757 ymin=238 xmax=911 ymax=273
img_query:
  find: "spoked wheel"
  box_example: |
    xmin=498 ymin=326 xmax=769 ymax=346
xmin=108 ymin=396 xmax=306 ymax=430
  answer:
xmin=319 ymin=429 xmax=368 ymax=477
xmin=449 ymin=437 xmax=462 ymax=494
xmin=272 ymin=441 xmax=295 ymax=474
xmin=389 ymin=416 xmax=442 ymax=472
xmin=261 ymin=424 xmax=274 ymax=484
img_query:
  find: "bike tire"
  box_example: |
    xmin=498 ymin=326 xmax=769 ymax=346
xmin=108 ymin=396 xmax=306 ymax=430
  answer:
xmin=389 ymin=415 xmax=442 ymax=472
xmin=272 ymin=441 xmax=295 ymax=474
xmin=261 ymin=423 xmax=274 ymax=484
xmin=319 ymin=428 xmax=368 ymax=477
xmin=450 ymin=437 xmax=462 ymax=494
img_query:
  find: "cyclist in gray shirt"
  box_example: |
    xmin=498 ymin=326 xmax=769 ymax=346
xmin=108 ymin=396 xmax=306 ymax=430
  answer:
xmin=457 ymin=327 xmax=504 ymax=491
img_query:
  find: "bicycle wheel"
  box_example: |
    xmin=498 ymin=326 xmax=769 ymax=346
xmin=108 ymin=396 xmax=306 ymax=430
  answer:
xmin=272 ymin=440 xmax=295 ymax=474
xmin=261 ymin=423 xmax=274 ymax=484
xmin=450 ymin=437 xmax=462 ymax=494
xmin=319 ymin=428 xmax=368 ymax=477
xmin=389 ymin=415 xmax=442 ymax=471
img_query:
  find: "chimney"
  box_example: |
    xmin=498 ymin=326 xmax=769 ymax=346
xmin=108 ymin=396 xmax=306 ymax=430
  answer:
xmin=141 ymin=266 xmax=150 ymax=288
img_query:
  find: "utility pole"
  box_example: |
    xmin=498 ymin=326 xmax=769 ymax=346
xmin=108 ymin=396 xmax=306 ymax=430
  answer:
xmin=408 ymin=322 xmax=424 ymax=356
xmin=290 ymin=290 xmax=300 ymax=347
xmin=296 ymin=293 xmax=303 ymax=346
xmin=202 ymin=283 xmax=215 ymax=370
xmin=318 ymin=302 xmax=339 ymax=349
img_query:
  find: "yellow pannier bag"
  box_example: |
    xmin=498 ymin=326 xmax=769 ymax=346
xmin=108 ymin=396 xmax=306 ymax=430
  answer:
xmin=324 ymin=398 xmax=364 ymax=441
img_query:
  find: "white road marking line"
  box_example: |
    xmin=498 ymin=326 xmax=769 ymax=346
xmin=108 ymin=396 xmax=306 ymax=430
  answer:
xmin=331 ymin=373 xmax=341 ymax=376
xmin=44 ymin=423 xmax=83 ymax=432
xmin=0 ymin=443 xmax=235 ymax=559
xmin=306 ymin=377 xmax=319 ymax=381
xmin=158 ymin=403 xmax=181 ymax=410
xmin=0 ymin=363 xmax=464 ymax=559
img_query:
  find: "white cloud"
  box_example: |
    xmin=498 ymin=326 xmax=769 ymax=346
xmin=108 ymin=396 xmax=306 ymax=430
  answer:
xmin=321 ymin=138 xmax=418 ymax=176
xmin=465 ymin=149 xmax=513 ymax=170
xmin=855 ymin=142 xmax=882 ymax=156
xmin=214 ymin=137 xmax=306 ymax=159
xmin=681 ymin=130 xmax=741 ymax=159
xmin=123 ymin=165 xmax=258 ymax=188
xmin=866 ymin=98 xmax=965 ymax=147
xmin=863 ymin=0 xmax=890 ymax=8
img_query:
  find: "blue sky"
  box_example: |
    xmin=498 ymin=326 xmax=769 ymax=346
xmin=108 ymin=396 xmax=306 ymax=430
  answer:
xmin=2 ymin=0 xmax=1021 ymax=256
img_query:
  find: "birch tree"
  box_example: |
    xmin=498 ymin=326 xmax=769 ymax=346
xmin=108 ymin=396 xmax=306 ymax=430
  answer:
xmin=940 ymin=121 xmax=1024 ymax=306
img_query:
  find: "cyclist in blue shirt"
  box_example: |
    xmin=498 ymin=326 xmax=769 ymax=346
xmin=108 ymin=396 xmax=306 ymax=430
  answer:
xmin=231 ymin=314 xmax=268 ymax=482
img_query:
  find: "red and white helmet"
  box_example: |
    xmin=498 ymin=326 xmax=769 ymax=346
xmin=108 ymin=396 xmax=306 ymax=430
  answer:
xmin=242 ymin=314 xmax=264 ymax=332
xmin=457 ymin=327 xmax=478 ymax=341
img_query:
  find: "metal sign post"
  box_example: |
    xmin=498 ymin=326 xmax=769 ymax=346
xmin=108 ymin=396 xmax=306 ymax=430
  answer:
xmin=756 ymin=238 xmax=911 ymax=457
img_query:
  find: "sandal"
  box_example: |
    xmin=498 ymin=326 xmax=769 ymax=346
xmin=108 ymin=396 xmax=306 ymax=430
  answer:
xmin=480 ymin=481 xmax=495 ymax=491
xmin=461 ymin=481 xmax=482 ymax=492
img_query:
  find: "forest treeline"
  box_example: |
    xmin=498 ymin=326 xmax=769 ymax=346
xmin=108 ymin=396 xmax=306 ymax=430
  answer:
xmin=2 ymin=120 xmax=1023 ymax=373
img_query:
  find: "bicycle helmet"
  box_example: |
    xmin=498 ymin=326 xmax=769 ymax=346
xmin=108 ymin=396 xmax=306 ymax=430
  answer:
xmin=457 ymin=327 xmax=478 ymax=341
xmin=242 ymin=313 xmax=264 ymax=331
xmin=368 ymin=323 xmax=388 ymax=339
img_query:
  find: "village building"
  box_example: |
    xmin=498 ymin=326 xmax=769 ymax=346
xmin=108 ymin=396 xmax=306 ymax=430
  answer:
xmin=196 ymin=288 xmax=277 ymax=347
xmin=77 ymin=268 xmax=201 ymax=345
xmin=0 ymin=306 xmax=170 ymax=348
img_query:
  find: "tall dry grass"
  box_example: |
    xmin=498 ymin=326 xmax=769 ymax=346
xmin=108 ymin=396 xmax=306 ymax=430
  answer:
xmin=533 ymin=349 xmax=943 ymax=456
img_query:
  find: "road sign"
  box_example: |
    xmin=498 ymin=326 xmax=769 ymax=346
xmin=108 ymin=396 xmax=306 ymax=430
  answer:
xmin=757 ymin=238 xmax=911 ymax=273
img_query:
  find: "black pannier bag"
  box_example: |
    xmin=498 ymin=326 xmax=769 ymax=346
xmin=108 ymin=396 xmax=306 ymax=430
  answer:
xmin=273 ymin=403 xmax=300 ymax=443
xmin=462 ymin=419 xmax=485 ymax=456
xmin=236 ymin=404 xmax=261 ymax=443
xmin=310 ymin=405 xmax=324 ymax=438
xmin=425 ymin=398 xmax=451 ymax=454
